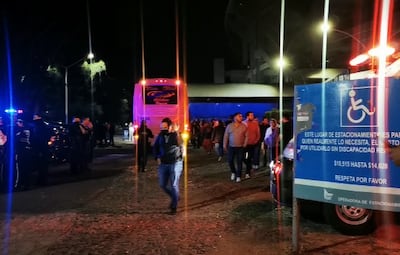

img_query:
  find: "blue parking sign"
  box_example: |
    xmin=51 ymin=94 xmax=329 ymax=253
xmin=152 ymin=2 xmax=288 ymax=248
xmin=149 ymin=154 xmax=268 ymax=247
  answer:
xmin=294 ymin=78 xmax=400 ymax=212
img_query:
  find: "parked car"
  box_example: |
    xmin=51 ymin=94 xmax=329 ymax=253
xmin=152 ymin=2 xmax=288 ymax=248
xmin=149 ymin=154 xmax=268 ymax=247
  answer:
xmin=271 ymin=138 xmax=376 ymax=235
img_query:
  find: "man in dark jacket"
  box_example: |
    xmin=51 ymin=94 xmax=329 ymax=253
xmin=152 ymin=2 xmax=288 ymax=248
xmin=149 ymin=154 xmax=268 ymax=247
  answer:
xmin=153 ymin=117 xmax=183 ymax=214
xmin=135 ymin=120 xmax=154 ymax=172
xmin=31 ymin=114 xmax=51 ymax=186
xmin=69 ymin=117 xmax=88 ymax=174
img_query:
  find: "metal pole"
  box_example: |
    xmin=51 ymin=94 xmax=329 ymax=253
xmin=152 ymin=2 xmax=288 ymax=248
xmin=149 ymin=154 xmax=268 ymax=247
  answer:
xmin=87 ymin=0 xmax=94 ymax=121
xmin=90 ymin=60 xmax=94 ymax=121
xmin=64 ymin=67 xmax=69 ymax=124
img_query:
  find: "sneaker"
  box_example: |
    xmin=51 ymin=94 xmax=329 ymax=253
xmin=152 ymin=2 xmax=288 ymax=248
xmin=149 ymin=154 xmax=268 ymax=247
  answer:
xmin=218 ymin=156 xmax=222 ymax=162
xmin=236 ymin=177 xmax=241 ymax=183
xmin=245 ymin=174 xmax=251 ymax=179
xmin=253 ymin=165 xmax=259 ymax=170
xmin=230 ymin=173 xmax=235 ymax=181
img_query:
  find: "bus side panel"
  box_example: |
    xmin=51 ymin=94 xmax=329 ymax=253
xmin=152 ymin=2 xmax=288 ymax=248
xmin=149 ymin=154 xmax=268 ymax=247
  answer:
xmin=133 ymin=83 xmax=142 ymax=127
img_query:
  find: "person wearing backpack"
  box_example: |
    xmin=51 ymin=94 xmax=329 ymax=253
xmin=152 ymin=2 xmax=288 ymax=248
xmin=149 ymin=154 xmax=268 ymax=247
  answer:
xmin=153 ymin=117 xmax=183 ymax=214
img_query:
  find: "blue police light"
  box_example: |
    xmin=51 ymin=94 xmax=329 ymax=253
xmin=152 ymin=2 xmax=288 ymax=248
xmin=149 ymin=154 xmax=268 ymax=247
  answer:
xmin=4 ymin=108 xmax=23 ymax=114
xmin=4 ymin=108 xmax=16 ymax=113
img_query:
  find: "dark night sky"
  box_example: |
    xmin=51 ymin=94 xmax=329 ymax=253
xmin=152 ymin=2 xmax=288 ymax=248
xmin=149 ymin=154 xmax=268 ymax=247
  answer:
xmin=1 ymin=0 xmax=390 ymax=87
xmin=1 ymin=1 xmax=398 ymax=84
xmin=0 ymin=0 xmax=229 ymax=85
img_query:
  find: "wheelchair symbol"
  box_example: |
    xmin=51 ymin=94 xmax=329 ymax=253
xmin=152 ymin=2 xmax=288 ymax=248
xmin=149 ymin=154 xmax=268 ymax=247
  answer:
xmin=347 ymin=89 xmax=375 ymax=124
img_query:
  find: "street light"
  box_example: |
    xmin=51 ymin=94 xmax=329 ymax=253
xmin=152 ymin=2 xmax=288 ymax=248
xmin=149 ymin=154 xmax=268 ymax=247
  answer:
xmin=64 ymin=53 xmax=94 ymax=124
xmin=320 ymin=23 xmax=368 ymax=50
xmin=320 ymin=22 xmax=396 ymax=69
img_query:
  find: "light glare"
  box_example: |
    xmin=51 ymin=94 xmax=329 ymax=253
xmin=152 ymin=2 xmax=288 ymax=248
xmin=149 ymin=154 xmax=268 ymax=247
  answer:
xmin=368 ymin=46 xmax=395 ymax=57
xmin=349 ymin=54 xmax=370 ymax=66
xmin=276 ymin=58 xmax=287 ymax=68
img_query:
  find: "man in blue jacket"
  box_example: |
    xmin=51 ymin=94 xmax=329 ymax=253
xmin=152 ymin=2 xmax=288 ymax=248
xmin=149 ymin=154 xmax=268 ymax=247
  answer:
xmin=153 ymin=117 xmax=183 ymax=214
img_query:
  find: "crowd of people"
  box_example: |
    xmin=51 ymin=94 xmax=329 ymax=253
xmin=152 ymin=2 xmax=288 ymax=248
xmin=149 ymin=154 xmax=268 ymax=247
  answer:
xmin=0 ymin=114 xmax=118 ymax=191
xmin=0 ymin=114 xmax=53 ymax=191
xmin=190 ymin=112 xmax=293 ymax=183
xmin=144 ymin=112 xmax=294 ymax=214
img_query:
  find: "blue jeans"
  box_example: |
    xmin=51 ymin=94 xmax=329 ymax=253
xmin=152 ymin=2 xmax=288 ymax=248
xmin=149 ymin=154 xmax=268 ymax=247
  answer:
xmin=214 ymin=143 xmax=224 ymax=157
xmin=253 ymin=143 xmax=261 ymax=166
xmin=244 ymin=144 xmax=257 ymax=173
xmin=158 ymin=160 xmax=183 ymax=209
xmin=228 ymin=146 xmax=244 ymax=178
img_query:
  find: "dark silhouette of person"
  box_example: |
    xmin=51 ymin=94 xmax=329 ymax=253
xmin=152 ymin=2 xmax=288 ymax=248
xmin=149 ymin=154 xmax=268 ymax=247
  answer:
xmin=69 ymin=117 xmax=88 ymax=174
xmin=258 ymin=117 xmax=270 ymax=167
xmin=108 ymin=122 xmax=115 ymax=146
xmin=82 ymin=117 xmax=94 ymax=163
xmin=135 ymin=120 xmax=154 ymax=172
xmin=31 ymin=114 xmax=51 ymax=186
xmin=280 ymin=113 xmax=293 ymax=149
xmin=190 ymin=120 xmax=200 ymax=148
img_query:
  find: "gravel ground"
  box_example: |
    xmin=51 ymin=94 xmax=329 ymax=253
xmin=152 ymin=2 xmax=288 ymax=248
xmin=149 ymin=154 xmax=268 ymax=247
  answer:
xmin=0 ymin=139 xmax=400 ymax=254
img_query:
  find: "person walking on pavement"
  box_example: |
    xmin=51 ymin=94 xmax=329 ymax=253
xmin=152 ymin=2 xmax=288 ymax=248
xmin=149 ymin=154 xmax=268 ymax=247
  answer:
xmin=211 ymin=119 xmax=225 ymax=161
xmin=135 ymin=120 xmax=154 ymax=172
xmin=153 ymin=117 xmax=183 ymax=214
xmin=108 ymin=122 xmax=115 ymax=146
xmin=128 ymin=122 xmax=134 ymax=142
xmin=243 ymin=111 xmax=260 ymax=179
xmin=258 ymin=117 xmax=270 ymax=167
xmin=223 ymin=112 xmax=248 ymax=183
xmin=280 ymin=113 xmax=293 ymax=149
xmin=264 ymin=118 xmax=280 ymax=166
xmin=190 ymin=119 xmax=200 ymax=149
xmin=69 ymin=117 xmax=88 ymax=174
xmin=201 ymin=121 xmax=213 ymax=154
xmin=31 ymin=114 xmax=51 ymax=186
xmin=82 ymin=117 xmax=95 ymax=164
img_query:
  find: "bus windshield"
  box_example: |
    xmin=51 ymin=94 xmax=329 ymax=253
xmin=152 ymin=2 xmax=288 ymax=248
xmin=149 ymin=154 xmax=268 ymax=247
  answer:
xmin=144 ymin=85 xmax=177 ymax=105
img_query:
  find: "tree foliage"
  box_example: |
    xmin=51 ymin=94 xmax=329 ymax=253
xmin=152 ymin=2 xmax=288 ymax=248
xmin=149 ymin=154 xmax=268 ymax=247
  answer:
xmin=82 ymin=60 xmax=106 ymax=79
